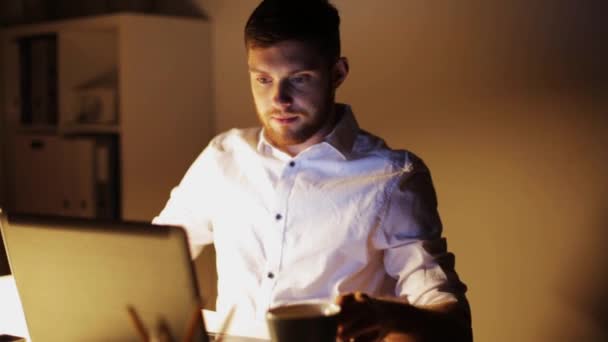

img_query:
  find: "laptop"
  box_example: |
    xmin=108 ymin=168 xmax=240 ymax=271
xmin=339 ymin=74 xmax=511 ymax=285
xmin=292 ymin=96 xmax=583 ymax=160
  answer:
xmin=0 ymin=210 xmax=215 ymax=341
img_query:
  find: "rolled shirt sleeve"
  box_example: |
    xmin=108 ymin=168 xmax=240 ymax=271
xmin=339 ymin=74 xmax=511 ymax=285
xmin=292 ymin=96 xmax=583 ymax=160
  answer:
xmin=152 ymin=141 xmax=219 ymax=258
xmin=373 ymin=154 xmax=467 ymax=306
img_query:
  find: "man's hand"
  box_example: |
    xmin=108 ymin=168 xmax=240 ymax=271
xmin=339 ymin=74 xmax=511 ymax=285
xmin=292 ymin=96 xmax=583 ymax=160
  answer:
xmin=335 ymin=292 xmax=414 ymax=341
xmin=335 ymin=292 xmax=382 ymax=341
xmin=335 ymin=292 xmax=472 ymax=342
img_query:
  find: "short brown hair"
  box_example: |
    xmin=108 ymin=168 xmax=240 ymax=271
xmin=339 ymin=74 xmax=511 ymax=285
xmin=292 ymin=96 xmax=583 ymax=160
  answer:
xmin=244 ymin=0 xmax=341 ymax=63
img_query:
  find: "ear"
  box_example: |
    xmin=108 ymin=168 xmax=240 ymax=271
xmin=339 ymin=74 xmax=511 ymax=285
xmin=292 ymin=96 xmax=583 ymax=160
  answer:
xmin=332 ymin=57 xmax=349 ymax=88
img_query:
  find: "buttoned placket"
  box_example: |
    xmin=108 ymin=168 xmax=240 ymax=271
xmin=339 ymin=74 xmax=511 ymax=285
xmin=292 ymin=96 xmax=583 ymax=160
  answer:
xmin=257 ymin=158 xmax=299 ymax=318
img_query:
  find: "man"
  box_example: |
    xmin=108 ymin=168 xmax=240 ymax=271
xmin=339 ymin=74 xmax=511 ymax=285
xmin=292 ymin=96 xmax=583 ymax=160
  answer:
xmin=154 ymin=0 xmax=471 ymax=341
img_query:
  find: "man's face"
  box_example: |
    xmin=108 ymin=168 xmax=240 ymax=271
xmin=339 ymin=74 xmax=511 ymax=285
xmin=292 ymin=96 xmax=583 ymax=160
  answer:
xmin=247 ymin=40 xmax=337 ymax=150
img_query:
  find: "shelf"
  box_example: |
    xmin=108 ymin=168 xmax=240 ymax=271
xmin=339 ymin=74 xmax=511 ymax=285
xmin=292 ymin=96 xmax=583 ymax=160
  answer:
xmin=2 ymin=14 xmax=213 ymax=221
xmin=15 ymin=124 xmax=120 ymax=135
xmin=59 ymin=123 xmax=120 ymax=135
xmin=16 ymin=125 xmax=59 ymax=134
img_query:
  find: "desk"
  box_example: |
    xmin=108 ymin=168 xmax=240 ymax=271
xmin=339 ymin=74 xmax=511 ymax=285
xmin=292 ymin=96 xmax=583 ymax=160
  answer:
xmin=0 ymin=275 xmax=269 ymax=341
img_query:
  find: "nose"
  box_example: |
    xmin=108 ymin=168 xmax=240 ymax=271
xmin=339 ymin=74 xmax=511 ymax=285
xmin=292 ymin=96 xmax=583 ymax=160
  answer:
xmin=272 ymin=79 xmax=292 ymax=109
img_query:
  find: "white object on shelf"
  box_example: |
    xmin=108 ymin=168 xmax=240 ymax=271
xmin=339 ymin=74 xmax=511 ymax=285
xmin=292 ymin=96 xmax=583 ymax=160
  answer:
xmin=59 ymin=29 xmax=118 ymax=126
xmin=73 ymin=87 xmax=117 ymax=124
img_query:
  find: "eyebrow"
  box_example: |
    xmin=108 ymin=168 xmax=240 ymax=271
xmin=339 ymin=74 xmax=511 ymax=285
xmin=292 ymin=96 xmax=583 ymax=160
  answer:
xmin=248 ymin=67 xmax=318 ymax=74
xmin=248 ymin=67 xmax=267 ymax=73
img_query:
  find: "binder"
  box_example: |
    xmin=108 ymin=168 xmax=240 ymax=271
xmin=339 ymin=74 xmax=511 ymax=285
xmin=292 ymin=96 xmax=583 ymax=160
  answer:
xmin=18 ymin=34 xmax=58 ymax=126
xmin=93 ymin=135 xmax=120 ymax=219
xmin=11 ymin=134 xmax=120 ymax=219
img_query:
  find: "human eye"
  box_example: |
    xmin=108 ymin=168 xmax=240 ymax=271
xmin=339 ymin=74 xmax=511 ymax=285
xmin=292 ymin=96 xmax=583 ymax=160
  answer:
xmin=290 ymin=74 xmax=311 ymax=85
xmin=255 ymin=75 xmax=272 ymax=85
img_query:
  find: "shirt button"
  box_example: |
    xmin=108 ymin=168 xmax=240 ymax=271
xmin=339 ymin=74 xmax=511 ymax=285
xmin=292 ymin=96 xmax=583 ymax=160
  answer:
xmin=267 ymin=272 xmax=275 ymax=279
xmin=275 ymin=213 xmax=282 ymax=220
xmin=289 ymin=161 xmax=295 ymax=167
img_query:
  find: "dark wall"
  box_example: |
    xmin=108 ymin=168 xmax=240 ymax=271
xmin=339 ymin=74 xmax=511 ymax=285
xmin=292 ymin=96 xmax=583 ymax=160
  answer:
xmin=0 ymin=0 xmax=205 ymax=26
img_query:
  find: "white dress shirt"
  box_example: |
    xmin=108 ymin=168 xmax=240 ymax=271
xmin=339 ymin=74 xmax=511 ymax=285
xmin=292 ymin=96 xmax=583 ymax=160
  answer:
xmin=153 ymin=104 xmax=467 ymax=321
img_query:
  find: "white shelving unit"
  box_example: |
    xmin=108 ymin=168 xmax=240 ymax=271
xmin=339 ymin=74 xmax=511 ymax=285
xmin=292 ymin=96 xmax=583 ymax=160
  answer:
xmin=1 ymin=13 xmax=213 ymax=221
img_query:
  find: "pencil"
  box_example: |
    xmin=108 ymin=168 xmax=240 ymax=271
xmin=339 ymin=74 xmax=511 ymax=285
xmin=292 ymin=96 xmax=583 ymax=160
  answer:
xmin=127 ymin=305 xmax=150 ymax=341
xmin=182 ymin=306 xmax=202 ymax=342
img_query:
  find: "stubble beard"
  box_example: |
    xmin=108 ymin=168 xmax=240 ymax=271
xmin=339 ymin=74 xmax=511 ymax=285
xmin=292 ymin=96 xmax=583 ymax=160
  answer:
xmin=261 ymin=99 xmax=334 ymax=149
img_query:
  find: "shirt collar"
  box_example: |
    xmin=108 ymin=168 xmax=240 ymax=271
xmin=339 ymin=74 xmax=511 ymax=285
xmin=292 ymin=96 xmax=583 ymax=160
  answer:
xmin=323 ymin=103 xmax=359 ymax=160
xmin=256 ymin=103 xmax=360 ymax=160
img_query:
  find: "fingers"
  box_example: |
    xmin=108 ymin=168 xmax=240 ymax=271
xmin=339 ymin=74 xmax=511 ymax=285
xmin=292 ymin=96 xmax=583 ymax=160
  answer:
xmin=336 ymin=292 xmax=372 ymax=330
xmin=339 ymin=312 xmax=379 ymax=334
xmin=338 ymin=320 xmax=382 ymax=342
xmin=336 ymin=291 xmax=370 ymax=305
xmin=336 ymin=292 xmax=384 ymax=342
xmin=338 ymin=332 xmax=381 ymax=342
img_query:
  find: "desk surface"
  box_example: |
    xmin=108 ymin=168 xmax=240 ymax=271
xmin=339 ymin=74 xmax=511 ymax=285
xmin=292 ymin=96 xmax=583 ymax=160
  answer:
xmin=0 ymin=275 xmax=269 ymax=341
